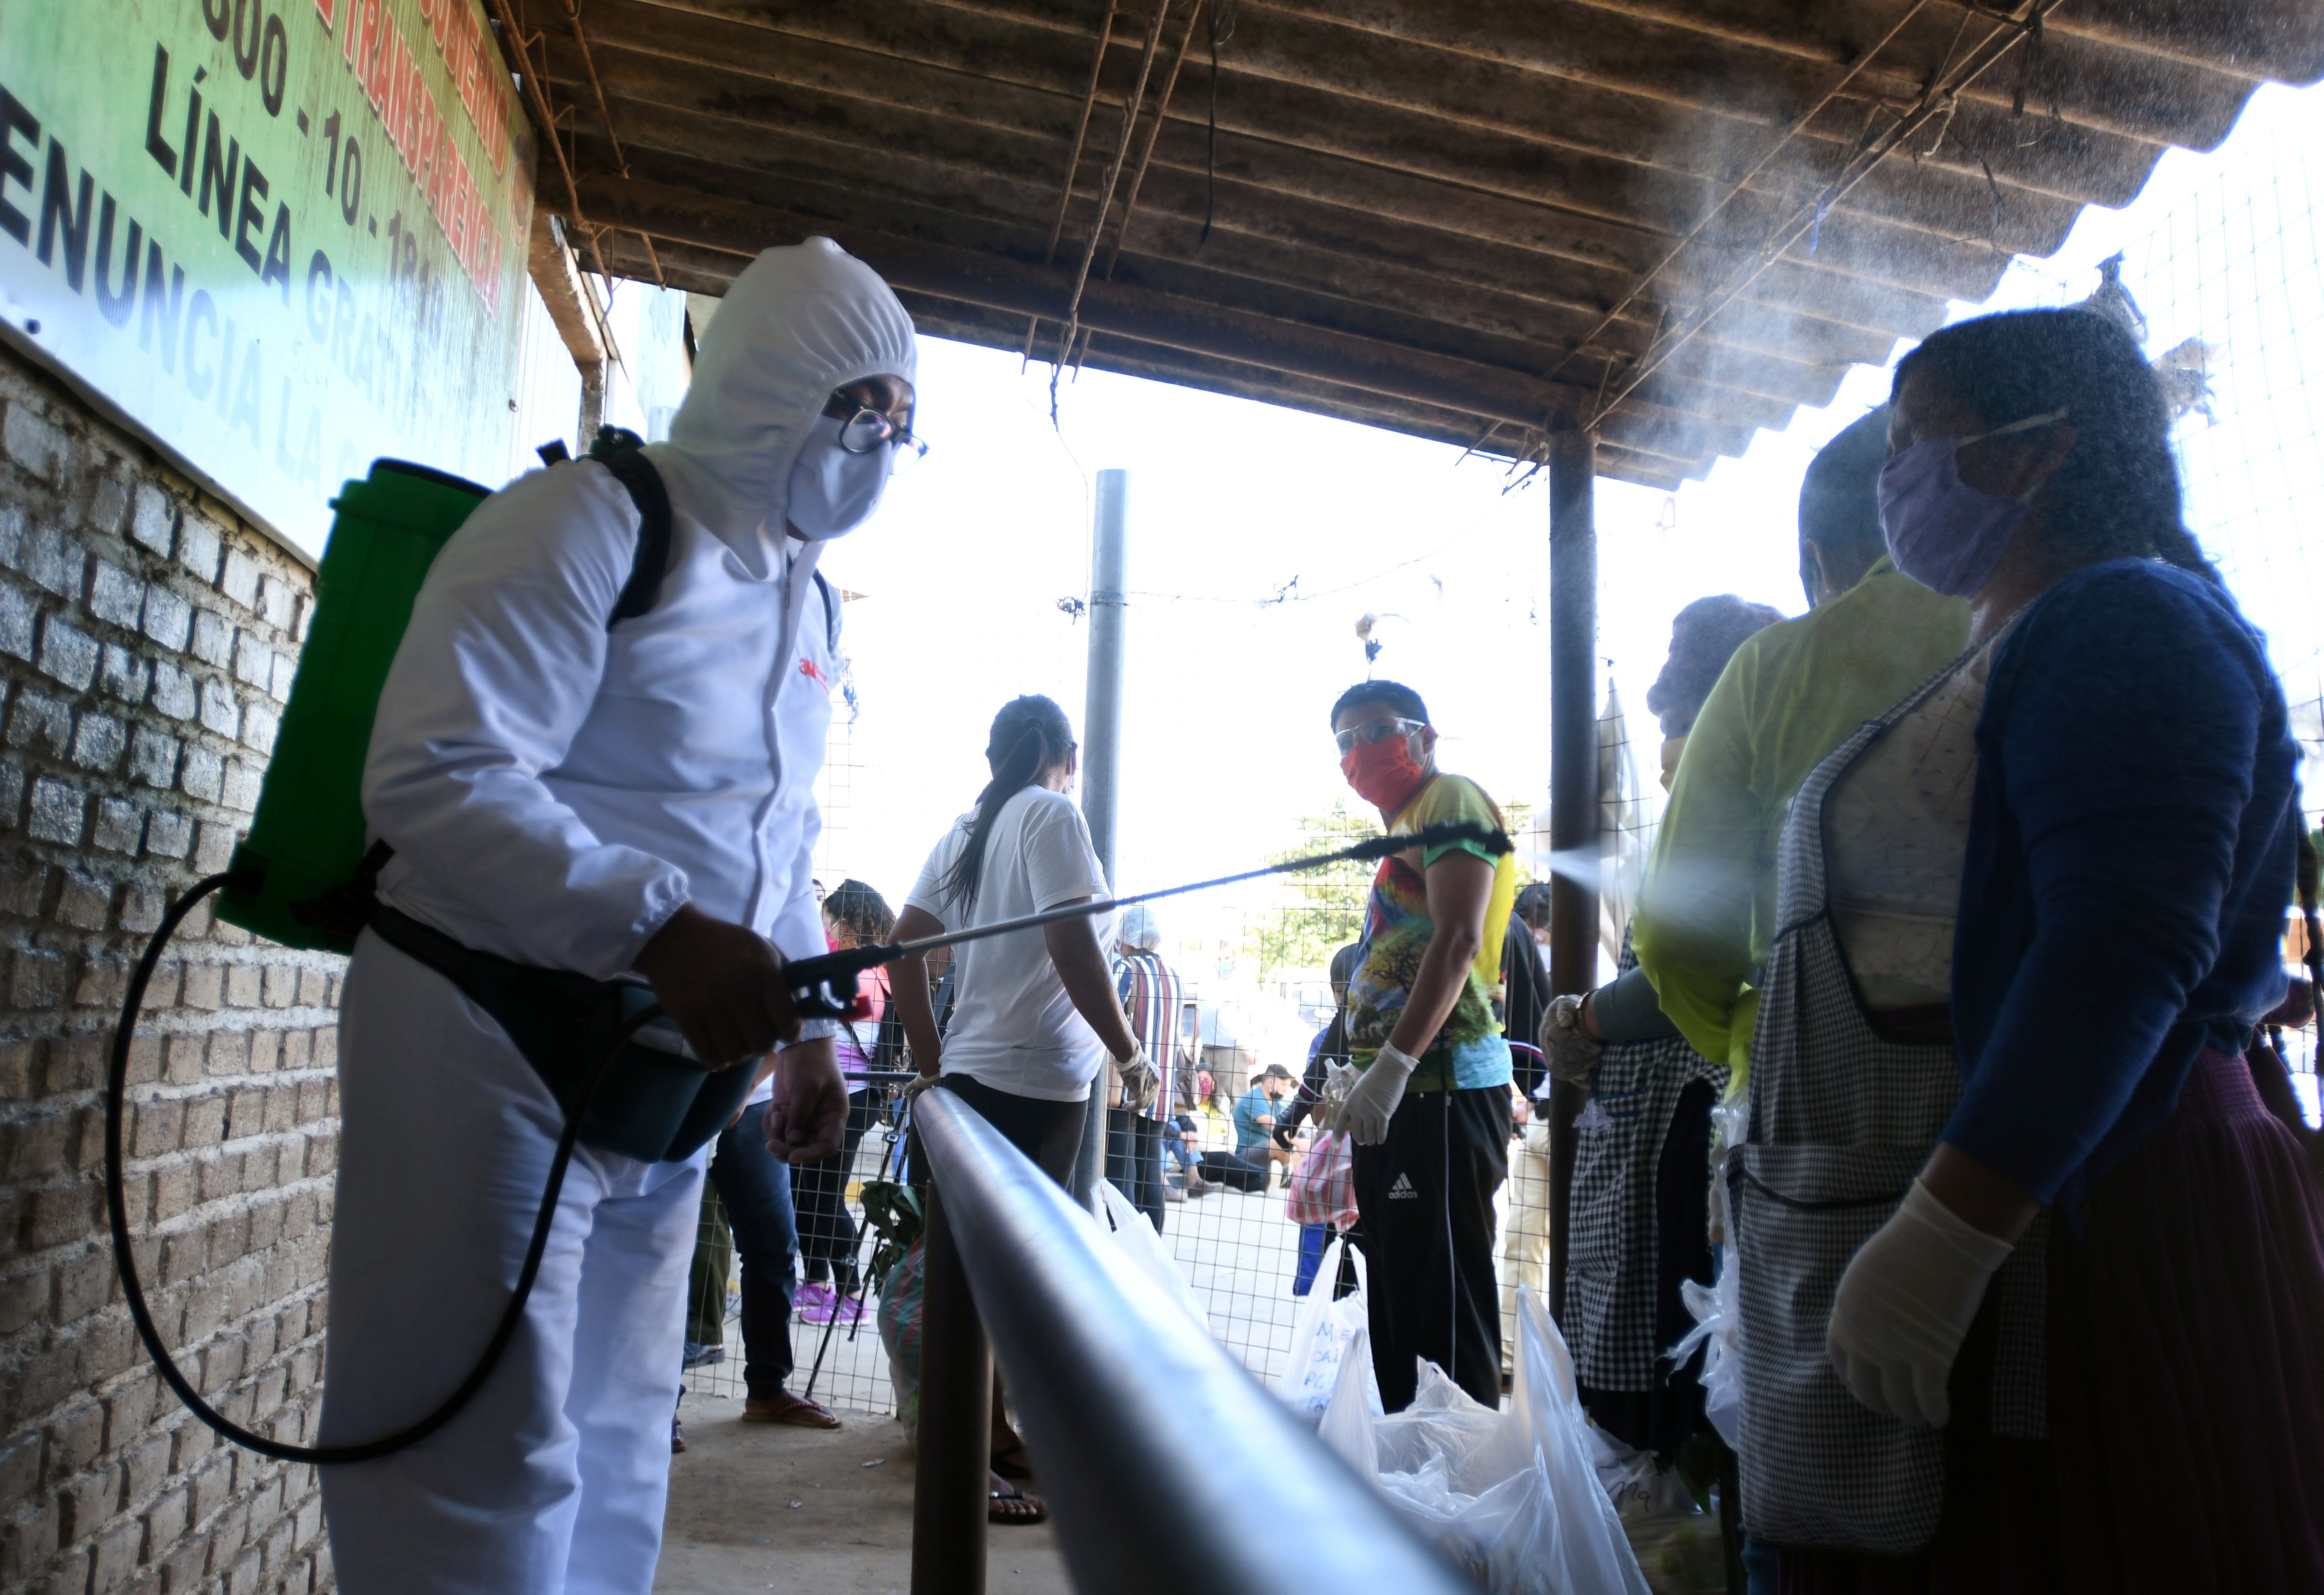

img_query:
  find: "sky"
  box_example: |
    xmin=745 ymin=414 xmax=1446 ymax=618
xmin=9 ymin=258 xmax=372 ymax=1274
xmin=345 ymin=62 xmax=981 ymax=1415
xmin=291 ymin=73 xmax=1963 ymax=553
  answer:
xmin=771 ymin=80 xmax=2324 ymax=982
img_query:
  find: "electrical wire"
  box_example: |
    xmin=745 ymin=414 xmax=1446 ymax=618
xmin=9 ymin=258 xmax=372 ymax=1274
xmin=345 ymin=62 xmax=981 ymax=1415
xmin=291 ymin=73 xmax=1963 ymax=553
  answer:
xmin=1118 ymin=478 xmax=1534 ymax=609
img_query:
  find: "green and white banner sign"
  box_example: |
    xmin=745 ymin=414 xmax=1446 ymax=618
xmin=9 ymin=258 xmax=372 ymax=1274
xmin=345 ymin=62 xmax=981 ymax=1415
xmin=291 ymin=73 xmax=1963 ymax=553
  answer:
xmin=0 ymin=0 xmax=535 ymax=558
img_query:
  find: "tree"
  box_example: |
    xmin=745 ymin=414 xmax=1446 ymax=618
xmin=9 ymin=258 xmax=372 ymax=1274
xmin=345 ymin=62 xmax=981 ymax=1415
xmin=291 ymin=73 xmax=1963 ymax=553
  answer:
xmin=1241 ymin=799 xmax=1377 ymax=977
xmin=1241 ymin=794 xmax=1536 ymax=978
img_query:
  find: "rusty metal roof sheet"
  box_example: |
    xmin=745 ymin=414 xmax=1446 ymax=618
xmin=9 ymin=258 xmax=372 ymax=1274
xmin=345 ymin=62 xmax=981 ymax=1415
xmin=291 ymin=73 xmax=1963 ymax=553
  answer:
xmin=496 ymin=0 xmax=2324 ymax=488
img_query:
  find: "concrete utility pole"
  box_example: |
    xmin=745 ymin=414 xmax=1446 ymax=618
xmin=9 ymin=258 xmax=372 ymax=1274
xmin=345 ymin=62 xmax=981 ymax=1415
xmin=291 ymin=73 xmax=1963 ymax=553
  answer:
xmin=1544 ymin=429 xmax=1599 ymax=1324
xmin=1071 ymin=468 xmax=1130 ymax=1211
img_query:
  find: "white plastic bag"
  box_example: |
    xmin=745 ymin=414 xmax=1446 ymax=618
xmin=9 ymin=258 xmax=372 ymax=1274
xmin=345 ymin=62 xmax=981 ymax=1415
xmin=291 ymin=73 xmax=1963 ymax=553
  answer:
xmin=1097 ymin=1181 xmax=1210 ymax=1333
xmin=1318 ymin=1290 xmax=1651 ymax=1595
xmin=1275 ymin=1236 xmax=1373 ymax=1423
xmin=1665 ymin=1240 xmax=1741 ymax=1451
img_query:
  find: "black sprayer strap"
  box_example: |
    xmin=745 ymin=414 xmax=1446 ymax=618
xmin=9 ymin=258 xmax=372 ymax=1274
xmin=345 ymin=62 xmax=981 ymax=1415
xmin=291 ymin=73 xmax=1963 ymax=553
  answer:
xmin=587 ymin=427 xmax=674 ymax=628
xmin=106 ymin=872 xmax=664 ymax=1464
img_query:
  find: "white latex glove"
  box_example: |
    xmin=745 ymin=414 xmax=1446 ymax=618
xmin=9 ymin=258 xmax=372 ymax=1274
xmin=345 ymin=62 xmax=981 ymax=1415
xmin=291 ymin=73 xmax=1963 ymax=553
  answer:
xmin=900 ymin=1072 xmax=940 ymax=1107
xmin=1114 ymin=1046 xmax=1160 ymax=1114
xmin=1338 ymin=1041 xmax=1418 ymax=1145
xmin=1540 ymin=993 xmax=1602 ymax=1089
xmin=1826 ymin=1178 xmax=2014 ymax=1428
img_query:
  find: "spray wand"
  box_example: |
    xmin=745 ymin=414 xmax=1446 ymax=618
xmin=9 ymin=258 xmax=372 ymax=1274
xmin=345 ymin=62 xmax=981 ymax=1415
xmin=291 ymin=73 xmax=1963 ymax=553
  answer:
xmin=109 ymin=820 xmax=1508 ymax=1464
xmin=629 ymin=819 xmax=1514 ymax=1056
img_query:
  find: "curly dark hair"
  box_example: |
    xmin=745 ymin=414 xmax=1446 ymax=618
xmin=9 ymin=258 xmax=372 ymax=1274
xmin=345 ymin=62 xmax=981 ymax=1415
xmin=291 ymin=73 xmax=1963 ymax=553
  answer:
xmin=1644 ymin=594 xmax=1786 ymax=739
xmin=824 ymin=878 xmax=895 ymax=946
xmin=1891 ymin=308 xmax=2217 ymax=584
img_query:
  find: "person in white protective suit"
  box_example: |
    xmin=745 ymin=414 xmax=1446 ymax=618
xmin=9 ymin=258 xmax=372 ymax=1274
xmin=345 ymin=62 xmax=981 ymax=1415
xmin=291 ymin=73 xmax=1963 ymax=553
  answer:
xmin=317 ymin=239 xmax=919 ymax=1595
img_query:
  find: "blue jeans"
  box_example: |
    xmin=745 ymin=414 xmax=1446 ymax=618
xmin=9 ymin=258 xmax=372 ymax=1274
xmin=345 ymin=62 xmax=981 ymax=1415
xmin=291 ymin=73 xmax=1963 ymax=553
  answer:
xmin=1292 ymin=1223 xmax=1333 ymax=1297
xmin=707 ymin=1102 xmax=799 ymax=1399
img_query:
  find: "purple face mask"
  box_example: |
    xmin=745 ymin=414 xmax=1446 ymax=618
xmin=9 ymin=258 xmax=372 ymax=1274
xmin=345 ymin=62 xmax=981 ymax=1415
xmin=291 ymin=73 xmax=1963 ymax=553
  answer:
xmin=1878 ymin=410 xmax=2067 ymax=598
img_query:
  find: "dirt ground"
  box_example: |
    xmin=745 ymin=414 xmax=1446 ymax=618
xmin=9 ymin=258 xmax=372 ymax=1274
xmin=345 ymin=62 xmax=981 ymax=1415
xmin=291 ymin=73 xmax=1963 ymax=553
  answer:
xmin=654 ymin=1389 xmax=1074 ymax=1595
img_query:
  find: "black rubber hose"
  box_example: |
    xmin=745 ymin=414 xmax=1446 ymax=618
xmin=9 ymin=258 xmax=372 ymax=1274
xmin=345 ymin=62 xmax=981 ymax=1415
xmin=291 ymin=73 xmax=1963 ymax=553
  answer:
xmin=105 ymin=872 xmax=660 ymax=1463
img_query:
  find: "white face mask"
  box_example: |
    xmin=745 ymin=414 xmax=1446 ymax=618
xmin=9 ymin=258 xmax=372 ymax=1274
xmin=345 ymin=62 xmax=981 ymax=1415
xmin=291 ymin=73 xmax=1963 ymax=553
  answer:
xmin=786 ymin=414 xmax=891 ymax=540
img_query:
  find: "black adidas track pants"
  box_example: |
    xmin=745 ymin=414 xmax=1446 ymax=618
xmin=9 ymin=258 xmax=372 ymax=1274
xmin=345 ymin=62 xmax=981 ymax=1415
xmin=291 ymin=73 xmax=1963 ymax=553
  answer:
xmin=1348 ymin=1084 xmax=1510 ymax=1412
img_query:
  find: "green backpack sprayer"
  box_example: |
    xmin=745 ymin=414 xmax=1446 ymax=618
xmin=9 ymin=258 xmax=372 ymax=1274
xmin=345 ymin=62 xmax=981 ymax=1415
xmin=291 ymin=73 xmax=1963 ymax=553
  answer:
xmin=103 ymin=440 xmax=1513 ymax=1464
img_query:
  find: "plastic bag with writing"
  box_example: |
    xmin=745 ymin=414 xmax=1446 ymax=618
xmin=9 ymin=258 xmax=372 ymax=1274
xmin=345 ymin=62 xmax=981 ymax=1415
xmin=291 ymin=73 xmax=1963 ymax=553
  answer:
xmin=1275 ymin=1236 xmax=1375 ymax=1424
xmin=1318 ymin=1291 xmax=1651 ymax=1595
xmin=1098 ymin=1180 xmax=1211 ymax=1333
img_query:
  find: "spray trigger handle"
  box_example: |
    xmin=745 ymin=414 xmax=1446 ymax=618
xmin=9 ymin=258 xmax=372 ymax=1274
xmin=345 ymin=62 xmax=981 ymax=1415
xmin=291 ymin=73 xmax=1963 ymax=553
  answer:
xmin=783 ymin=944 xmax=896 ymax=1022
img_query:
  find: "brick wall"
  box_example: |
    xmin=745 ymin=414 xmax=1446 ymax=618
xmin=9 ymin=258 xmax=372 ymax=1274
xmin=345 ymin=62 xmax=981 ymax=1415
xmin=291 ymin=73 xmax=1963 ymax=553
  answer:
xmin=0 ymin=343 xmax=342 ymax=1595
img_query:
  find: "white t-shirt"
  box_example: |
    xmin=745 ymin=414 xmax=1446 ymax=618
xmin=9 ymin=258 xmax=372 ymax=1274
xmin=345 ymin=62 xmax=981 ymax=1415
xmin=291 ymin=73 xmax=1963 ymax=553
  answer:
xmin=905 ymin=786 xmax=1113 ymax=1102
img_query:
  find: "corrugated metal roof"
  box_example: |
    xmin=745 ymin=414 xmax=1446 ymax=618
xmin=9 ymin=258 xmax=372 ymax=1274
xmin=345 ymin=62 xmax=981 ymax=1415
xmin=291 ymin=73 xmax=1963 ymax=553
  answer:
xmin=496 ymin=0 xmax=2324 ymax=487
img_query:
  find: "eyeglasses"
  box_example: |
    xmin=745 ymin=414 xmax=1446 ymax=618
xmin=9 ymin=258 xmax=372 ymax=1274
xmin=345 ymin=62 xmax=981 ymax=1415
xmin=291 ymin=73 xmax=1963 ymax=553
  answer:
xmin=829 ymin=394 xmax=929 ymax=473
xmin=1333 ymin=716 xmax=1425 ymax=756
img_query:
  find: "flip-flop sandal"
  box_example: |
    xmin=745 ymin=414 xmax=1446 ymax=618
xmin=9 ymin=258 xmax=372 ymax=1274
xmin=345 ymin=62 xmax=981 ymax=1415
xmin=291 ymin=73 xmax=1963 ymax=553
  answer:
xmin=988 ymin=1480 xmax=1048 ymax=1526
xmin=989 ymin=1438 xmax=1037 ymax=1480
xmin=743 ymin=1393 xmax=843 ymax=1429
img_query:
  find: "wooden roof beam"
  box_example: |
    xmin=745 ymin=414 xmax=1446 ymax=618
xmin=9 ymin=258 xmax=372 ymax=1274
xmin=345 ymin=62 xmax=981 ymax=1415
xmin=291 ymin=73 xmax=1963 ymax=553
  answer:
xmin=538 ymin=22 xmax=2032 ymax=307
xmin=585 ymin=174 xmax=1620 ymax=430
xmin=553 ymin=4 xmax=2088 ymax=273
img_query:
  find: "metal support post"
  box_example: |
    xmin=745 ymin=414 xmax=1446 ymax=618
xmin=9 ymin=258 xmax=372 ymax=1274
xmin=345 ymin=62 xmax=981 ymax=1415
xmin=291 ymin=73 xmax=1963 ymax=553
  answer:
xmin=910 ymin=1183 xmax=991 ymax=1595
xmin=577 ymin=358 xmax=608 ymax=452
xmin=1072 ymin=468 xmax=1130 ymax=1211
xmin=1544 ymin=428 xmax=1598 ymax=1326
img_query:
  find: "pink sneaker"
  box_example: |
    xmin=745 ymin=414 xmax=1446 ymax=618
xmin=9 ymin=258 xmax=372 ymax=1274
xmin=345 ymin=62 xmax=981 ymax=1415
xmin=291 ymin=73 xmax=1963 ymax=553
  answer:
xmin=793 ymin=1282 xmax=834 ymax=1321
xmin=798 ymin=1286 xmax=862 ymax=1328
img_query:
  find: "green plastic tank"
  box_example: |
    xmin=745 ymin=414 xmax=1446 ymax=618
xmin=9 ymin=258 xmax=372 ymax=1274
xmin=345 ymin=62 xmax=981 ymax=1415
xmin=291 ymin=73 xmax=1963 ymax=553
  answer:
xmin=216 ymin=460 xmax=489 ymax=951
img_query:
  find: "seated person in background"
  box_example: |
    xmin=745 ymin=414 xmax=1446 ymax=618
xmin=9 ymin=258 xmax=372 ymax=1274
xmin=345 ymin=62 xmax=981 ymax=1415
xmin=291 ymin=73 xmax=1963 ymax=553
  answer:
xmin=1164 ymin=1052 xmax=1216 ymax=1195
xmin=1201 ymin=1065 xmax=1298 ymax=1192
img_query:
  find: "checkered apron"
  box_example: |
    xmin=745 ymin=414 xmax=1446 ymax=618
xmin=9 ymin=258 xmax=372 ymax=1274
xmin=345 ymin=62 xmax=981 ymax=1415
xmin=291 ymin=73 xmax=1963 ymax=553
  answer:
xmin=1733 ymin=654 xmax=2050 ymax=1556
xmin=1566 ymin=932 xmax=1729 ymax=1392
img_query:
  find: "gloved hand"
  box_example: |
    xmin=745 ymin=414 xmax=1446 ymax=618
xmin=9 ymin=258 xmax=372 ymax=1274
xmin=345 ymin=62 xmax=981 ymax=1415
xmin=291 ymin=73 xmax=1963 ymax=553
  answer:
xmin=1114 ymin=1046 xmax=1160 ymax=1114
xmin=900 ymin=1072 xmax=940 ymax=1107
xmin=1540 ymin=993 xmax=1602 ymax=1089
xmin=1337 ymin=1041 xmax=1418 ymax=1145
xmin=1826 ymin=1178 xmax=2014 ymax=1428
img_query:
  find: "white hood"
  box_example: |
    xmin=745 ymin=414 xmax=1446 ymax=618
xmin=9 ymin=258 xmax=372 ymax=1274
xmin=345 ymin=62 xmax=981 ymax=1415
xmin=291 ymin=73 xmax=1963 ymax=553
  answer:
xmin=649 ymin=237 xmax=917 ymax=578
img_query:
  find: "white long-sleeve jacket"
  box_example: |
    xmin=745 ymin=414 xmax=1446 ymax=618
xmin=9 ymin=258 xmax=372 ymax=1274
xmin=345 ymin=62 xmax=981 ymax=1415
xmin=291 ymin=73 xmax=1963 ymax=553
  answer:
xmin=362 ymin=239 xmax=916 ymax=981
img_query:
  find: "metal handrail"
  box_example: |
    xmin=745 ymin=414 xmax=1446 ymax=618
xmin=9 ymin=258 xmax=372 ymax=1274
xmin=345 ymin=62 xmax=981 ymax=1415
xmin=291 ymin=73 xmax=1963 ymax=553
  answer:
xmin=909 ymin=1088 xmax=1478 ymax=1595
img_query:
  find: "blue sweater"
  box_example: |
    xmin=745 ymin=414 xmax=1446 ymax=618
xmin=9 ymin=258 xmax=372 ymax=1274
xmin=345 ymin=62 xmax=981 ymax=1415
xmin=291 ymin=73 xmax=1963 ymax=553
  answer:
xmin=1947 ymin=559 xmax=2298 ymax=1216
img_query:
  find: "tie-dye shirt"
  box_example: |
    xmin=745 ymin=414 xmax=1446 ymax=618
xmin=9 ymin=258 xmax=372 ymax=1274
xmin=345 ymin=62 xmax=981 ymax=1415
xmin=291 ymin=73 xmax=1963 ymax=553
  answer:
xmin=1345 ymin=773 xmax=1518 ymax=1092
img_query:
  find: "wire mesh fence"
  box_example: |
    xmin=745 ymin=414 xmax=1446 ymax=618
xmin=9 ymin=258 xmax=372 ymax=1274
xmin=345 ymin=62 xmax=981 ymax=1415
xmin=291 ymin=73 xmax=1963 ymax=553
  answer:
xmin=1987 ymin=115 xmax=2324 ymax=1111
xmin=677 ymin=106 xmax=2324 ymax=1427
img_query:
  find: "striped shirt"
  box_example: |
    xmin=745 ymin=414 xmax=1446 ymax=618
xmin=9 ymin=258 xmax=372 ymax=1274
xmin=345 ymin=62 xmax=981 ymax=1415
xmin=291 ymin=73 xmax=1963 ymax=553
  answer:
xmin=1112 ymin=951 xmax=1189 ymax=1122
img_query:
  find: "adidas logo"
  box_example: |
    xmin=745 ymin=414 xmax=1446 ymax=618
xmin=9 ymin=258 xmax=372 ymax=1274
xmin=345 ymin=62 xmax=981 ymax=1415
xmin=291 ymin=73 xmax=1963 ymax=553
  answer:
xmin=1387 ymin=1172 xmax=1419 ymax=1200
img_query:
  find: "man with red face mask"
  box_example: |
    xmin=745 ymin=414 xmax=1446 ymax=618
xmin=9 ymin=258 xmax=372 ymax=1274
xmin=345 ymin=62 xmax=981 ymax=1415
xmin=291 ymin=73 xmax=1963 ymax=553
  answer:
xmin=1328 ymin=681 xmax=1519 ymax=1411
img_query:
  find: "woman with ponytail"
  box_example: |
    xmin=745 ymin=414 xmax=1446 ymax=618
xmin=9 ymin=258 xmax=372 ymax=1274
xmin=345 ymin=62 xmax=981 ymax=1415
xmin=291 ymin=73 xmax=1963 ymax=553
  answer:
xmin=889 ymin=695 xmax=1155 ymax=1522
xmin=1735 ymin=306 xmax=2324 ymax=1591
